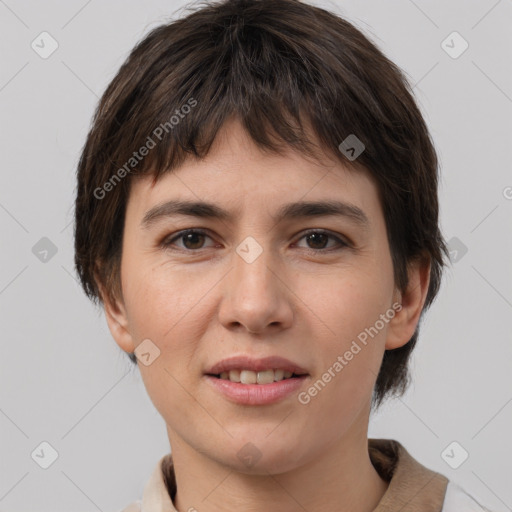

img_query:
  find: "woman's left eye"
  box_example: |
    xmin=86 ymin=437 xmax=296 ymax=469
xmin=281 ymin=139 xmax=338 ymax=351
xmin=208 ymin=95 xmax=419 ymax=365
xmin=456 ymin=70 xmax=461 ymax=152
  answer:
xmin=161 ymin=229 xmax=348 ymax=252
xmin=294 ymin=230 xmax=349 ymax=251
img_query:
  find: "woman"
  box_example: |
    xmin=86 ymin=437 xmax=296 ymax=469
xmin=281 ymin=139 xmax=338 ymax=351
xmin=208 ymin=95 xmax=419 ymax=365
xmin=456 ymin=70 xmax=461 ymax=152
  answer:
xmin=73 ymin=0 xmax=494 ymax=510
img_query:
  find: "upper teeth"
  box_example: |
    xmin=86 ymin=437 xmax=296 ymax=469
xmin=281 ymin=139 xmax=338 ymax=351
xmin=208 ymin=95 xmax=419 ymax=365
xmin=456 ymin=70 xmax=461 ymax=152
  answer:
xmin=219 ymin=369 xmax=294 ymax=384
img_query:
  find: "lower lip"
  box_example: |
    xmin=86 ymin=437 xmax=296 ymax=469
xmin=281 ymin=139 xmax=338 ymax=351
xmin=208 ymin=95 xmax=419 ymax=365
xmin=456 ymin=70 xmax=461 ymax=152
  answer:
xmin=204 ymin=375 xmax=309 ymax=405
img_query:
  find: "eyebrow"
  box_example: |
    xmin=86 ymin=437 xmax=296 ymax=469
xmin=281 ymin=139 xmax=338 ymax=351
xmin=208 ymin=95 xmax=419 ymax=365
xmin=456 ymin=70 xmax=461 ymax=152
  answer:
xmin=141 ymin=199 xmax=370 ymax=230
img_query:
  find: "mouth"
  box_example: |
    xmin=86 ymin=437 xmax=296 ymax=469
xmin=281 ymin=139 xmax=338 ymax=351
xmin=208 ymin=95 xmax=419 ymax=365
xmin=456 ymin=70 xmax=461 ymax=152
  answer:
xmin=203 ymin=355 xmax=310 ymax=405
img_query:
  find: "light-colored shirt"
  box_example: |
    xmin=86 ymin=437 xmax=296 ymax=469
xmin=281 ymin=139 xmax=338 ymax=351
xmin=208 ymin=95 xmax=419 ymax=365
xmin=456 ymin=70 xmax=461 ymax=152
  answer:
xmin=120 ymin=438 xmax=494 ymax=511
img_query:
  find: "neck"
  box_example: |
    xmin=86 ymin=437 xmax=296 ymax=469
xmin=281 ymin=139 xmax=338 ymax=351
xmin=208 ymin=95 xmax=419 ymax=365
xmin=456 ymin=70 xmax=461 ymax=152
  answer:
xmin=168 ymin=410 xmax=389 ymax=512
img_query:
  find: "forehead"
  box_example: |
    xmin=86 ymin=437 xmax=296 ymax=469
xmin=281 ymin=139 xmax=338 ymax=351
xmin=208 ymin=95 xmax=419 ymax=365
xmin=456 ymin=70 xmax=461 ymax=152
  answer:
xmin=126 ymin=118 xmax=381 ymax=226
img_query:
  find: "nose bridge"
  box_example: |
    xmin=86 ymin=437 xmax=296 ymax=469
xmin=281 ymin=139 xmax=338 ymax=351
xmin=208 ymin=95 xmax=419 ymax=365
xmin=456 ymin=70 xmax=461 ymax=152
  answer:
xmin=218 ymin=234 xmax=293 ymax=332
xmin=232 ymin=235 xmax=278 ymax=298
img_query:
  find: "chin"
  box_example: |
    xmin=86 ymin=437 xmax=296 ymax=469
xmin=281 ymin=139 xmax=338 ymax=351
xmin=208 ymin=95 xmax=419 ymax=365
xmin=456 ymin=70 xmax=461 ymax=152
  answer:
xmin=228 ymin=453 xmax=300 ymax=476
xmin=216 ymin=436 xmax=305 ymax=475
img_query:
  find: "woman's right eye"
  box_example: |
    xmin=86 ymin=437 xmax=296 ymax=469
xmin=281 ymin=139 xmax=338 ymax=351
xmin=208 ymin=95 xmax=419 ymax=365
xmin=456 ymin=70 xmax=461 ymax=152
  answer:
xmin=161 ymin=229 xmax=216 ymax=251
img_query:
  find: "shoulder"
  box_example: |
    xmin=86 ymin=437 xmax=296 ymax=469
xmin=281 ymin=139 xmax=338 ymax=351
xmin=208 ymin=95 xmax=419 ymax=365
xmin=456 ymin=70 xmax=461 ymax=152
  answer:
xmin=117 ymin=453 xmax=174 ymax=512
xmin=442 ymin=481 xmax=496 ymax=512
xmin=118 ymin=499 xmax=142 ymax=512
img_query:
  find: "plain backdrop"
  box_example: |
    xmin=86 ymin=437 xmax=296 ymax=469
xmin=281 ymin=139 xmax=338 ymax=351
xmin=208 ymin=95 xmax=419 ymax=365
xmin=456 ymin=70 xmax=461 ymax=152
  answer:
xmin=0 ymin=0 xmax=511 ymax=510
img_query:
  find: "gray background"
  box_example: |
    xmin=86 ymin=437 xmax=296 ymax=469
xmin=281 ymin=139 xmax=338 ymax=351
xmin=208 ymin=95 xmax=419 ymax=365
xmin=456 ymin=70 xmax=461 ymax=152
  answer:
xmin=0 ymin=0 xmax=511 ymax=510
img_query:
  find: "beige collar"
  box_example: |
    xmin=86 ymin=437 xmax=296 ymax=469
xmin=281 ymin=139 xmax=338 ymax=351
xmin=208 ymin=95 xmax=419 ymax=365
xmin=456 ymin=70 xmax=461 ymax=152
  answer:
xmin=369 ymin=438 xmax=448 ymax=511
xmin=141 ymin=438 xmax=448 ymax=511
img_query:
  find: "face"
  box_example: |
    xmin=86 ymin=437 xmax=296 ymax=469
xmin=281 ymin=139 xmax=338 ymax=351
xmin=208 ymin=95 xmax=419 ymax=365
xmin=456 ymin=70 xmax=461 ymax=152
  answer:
xmin=105 ymin=117 xmax=423 ymax=475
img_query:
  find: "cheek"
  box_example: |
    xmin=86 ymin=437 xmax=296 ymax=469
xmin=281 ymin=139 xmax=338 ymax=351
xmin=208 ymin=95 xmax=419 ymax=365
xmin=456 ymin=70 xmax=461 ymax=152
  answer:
xmin=310 ymin=265 xmax=392 ymax=343
xmin=123 ymin=264 xmax=211 ymax=418
xmin=122 ymin=262 xmax=221 ymax=379
xmin=300 ymin=265 xmax=392 ymax=399
xmin=123 ymin=261 xmax=199 ymax=333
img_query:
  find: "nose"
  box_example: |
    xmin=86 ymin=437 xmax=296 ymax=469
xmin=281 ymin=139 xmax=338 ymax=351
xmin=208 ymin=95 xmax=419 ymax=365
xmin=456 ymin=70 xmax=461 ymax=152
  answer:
xmin=217 ymin=239 xmax=294 ymax=335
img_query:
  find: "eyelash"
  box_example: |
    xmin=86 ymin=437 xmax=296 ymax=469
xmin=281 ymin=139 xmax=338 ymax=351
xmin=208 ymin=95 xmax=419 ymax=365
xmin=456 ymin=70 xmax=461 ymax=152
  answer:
xmin=160 ymin=228 xmax=350 ymax=253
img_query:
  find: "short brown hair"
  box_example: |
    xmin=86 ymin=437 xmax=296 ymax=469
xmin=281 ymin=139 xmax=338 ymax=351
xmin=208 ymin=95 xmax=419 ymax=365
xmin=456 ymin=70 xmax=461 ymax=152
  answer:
xmin=74 ymin=0 xmax=449 ymax=410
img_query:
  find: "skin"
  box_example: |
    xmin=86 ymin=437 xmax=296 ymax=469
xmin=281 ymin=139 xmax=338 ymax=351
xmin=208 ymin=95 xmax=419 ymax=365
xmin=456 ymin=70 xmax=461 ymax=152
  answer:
xmin=100 ymin=117 xmax=430 ymax=512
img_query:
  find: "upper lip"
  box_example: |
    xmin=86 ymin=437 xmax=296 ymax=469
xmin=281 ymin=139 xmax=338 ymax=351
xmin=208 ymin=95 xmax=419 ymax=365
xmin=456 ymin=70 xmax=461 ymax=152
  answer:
xmin=205 ymin=355 xmax=309 ymax=376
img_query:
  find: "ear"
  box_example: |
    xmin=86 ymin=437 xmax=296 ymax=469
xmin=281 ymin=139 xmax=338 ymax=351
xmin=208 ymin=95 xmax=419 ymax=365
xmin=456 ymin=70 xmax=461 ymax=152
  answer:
xmin=385 ymin=256 xmax=431 ymax=350
xmin=96 ymin=276 xmax=136 ymax=355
